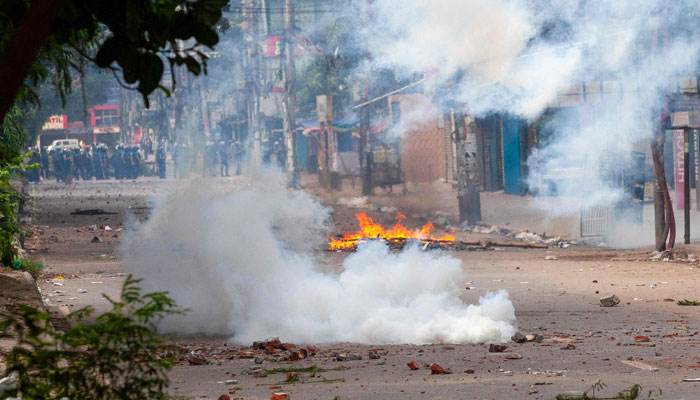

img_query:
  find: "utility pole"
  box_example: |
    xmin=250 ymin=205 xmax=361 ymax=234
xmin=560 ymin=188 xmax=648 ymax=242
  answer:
xmin=359 ymin=0 xmax=373 ymax=196
xmin=283 ymin=0 xmax=299 ymax=187
xmin=454 ymin=111 xmax=481 ymax=225
xmin=652 ymin=120 xmax=667 ymax=251
xmin=243 ymin=0 xmax=262 ymax=168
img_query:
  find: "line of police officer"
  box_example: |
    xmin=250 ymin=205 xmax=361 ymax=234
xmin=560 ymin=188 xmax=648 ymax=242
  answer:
xmin=26 ymin=144 xmax=142 ymax=183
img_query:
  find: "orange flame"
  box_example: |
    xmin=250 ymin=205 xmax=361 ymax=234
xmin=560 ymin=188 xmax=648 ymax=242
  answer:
xmin=328 ymin=213 xmax=456 ymax=250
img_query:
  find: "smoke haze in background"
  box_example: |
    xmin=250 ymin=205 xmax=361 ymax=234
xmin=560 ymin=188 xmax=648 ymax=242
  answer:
xmin=121 ymin=175 xmax=516 ymax=344
xmin=366 ymin=0 xmax=700 ymax=217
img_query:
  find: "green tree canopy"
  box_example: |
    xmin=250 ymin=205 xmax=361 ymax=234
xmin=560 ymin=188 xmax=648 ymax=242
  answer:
xmin=0 ymin=0 xmax=230 ymax=125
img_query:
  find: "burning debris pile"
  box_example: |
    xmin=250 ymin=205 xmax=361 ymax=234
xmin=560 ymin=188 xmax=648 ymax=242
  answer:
xmin=328 ymin=213 xmax=459 ymax=251
xmin=329 ymin=213 xmax=552 ymax=251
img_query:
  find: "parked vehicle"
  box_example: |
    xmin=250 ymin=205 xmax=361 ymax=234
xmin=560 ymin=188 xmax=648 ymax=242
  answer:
xmin=47 ymin=139 xmax=80 ymax=152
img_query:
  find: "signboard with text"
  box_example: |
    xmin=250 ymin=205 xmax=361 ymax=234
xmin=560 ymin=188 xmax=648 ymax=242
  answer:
xmin=264 ymin=36 xmax=313 ymax=57
xmin=93 ymin=126 xmax=120 ymax=134
xmin=42 ymin=115 xmax=67 ymax=130
xmin=673 ymin=130 xmax=686 ymax=209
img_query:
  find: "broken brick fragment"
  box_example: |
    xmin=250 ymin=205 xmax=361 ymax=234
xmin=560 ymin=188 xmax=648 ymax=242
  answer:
xmin=253 ymin=337 xmax=282 ymax=350
xmin=369 ymin=350 xmax=380 ymax=359
xmin=429 ymin=363 xmax=444 ymax=374
xmin=407 ymin=360 xmax=419 ymax=370
xmin=217 ymin=395 xmax=230 ymax=400
xmin=188 ymin=357 xmax=207 ymax=365
xmin=286 ymin=372 xmax=298 ymax=382
xmin=270 ymin=393 xmax=289 ymax=400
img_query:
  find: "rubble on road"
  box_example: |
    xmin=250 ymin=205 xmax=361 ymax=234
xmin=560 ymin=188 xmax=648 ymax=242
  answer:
xmin=600 ymin=294 xmax=621 ymax=307
xmin=407 ymin=360 xmax=419 ymax=370
xmin=650 ymin=248 xmax=699 ymax=263
xmin=162 ymin=339 xmax=324 ymax=368
xmin=429 ymin=363 xmax=452 ymax=374
xmin=462 ymin=224 xmax=575 ymax=247
xmin=489 ymin=344 xmax=508 ymax=353
xmin=511 ymin=332 xmax=526 ymax=343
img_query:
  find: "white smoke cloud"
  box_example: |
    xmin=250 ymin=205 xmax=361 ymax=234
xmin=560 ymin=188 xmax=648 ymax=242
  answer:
xmin=121 ymin=176 xmax=516 ymax=344
xmin=365 ymin=0 xmax=700 ymax=223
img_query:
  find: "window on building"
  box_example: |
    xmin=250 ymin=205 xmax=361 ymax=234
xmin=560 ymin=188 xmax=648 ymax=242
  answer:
xmin=95 ymin=108 xmax=118 ymax=126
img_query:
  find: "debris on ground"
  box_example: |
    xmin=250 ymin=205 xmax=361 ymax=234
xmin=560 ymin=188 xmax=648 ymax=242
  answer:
xmin=70 ymin=208 xmax=117 ymax=215
xmin=188 ymin=356 xmax=207 ymax=365
xmin=407 ymin=360 xmax=419 ymax=370
xmin=511 ymin=332 xmax=526 ymax=343
xmin=0 ymin=373 xmax=18 ymax=394
xmin=600 ymin=295 xmax=620 ymax=307
xmin=489 ymin=344 xmax=508 ymax=353
xmin=368 ymin=350 xmax=380 ymax=359
xmin=270 ymin=393 xmax=290 ymax=400
xmin=677 ymin=299 xmax=700 ymax=306
xmin=429 ymin=363 xmax=452 ymax=374
xmin=620 ymin=359 xmax=658 ymax=371
xmin=506 ymin=353 xmax=523 ymax=360
xmin=650 ymin=248 xmax=698 ymax=263
xmin=526 ymin=334 xmax=543 ymax=342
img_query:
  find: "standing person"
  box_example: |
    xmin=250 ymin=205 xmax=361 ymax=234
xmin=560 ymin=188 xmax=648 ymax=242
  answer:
xmin=62 ymin=148 xmax=73 ymax=183
xmin=219 ymin=141 xmax=229 ymax=177
xmin=131 ymin=145 xmax=141 ymax=179
xmin=111 ymin=145 xmax=120 ymax=180
xmin=92 ymin=145 xmax=102 ymax=180
xmin=72 ymin=147 xmax=83 ymax=180
xmin=51 ymin=149 xmax=63 ymax=182
xmin=39 ymin=147 xmax=49 ymax=180
xmin=98 ymin=145 xmax=110 ymax=179
xmin=81 ymin=146 xmax=92 ymax=179
xmin=156 ymin=145 xmax=166 ymax=179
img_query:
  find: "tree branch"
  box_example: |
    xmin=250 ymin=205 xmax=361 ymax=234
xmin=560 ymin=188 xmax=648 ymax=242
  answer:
xmin=0 ymin=0 xmax=64 ymax=123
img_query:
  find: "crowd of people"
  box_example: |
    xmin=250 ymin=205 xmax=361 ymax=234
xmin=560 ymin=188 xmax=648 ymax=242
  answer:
xmin=25 ymin=143 xmax=143 ymax=183
xmin=172 ymin=141 xmax=244 ymax=179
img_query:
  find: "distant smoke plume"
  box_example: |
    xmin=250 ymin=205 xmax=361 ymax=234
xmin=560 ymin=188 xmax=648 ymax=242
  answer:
xmin=366 ymin=0 xmax=700 ymax=217
xmin=121 ymin=175 xmax=516 ymax=344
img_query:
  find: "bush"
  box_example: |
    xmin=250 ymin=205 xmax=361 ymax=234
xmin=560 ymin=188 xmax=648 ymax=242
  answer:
xmin=0 ymin=275 xmax=185 ymax=399
xmin=0 ymin=104 xmax=35 ymax=267
xmin=9 ymin=258 xmax=44 ymax=279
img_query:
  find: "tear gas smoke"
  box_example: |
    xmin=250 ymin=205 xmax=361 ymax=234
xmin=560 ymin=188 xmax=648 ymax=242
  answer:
xmin=366 ymin=0 xmax=700 ymax=222
xmin=121 ymin=175 xmax=516 ymax=344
